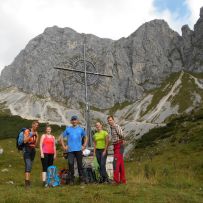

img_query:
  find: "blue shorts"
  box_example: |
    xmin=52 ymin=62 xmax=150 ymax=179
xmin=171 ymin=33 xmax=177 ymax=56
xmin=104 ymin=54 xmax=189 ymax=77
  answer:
xmin=23 ymin=146 xmax=36 ymax=172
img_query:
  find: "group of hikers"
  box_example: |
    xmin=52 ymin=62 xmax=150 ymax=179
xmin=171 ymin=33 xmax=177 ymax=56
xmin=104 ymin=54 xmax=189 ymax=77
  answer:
xmin=20 ymin=115 xmax=126 ymax=188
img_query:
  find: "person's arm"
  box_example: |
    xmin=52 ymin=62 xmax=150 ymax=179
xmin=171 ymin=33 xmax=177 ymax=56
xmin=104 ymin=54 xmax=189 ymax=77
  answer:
xmin=93 ymin=140 xmax=96 ymax=156
xmin=61 ymin=129 xmax=68 ymax=151
xmin=35 ymin=132 xmax=39 ymax=147
xmin=81 ymin=128 xmax=88 ymax=150
xmin=82 ymin=136 xmax=88 ymax=151
xmin=61 ymin=137 xmax=68 ymax=151
xmin=58 ymin=134 xmax=63 ymax=145
xmin=102 ymin=134 xmax=109 ymax=156
xmin=40 ymin=134 xmax=45 ymax=158
xmin=53 ymin=136 xmax=57 ymax=159
xmin=116 ymin=125 xmax=124 ymax=140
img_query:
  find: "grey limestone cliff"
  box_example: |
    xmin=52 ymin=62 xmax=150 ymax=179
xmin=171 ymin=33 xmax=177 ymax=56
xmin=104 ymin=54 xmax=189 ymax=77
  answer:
xmin=0 ymin=7 xmax=203 ymax=109
xmin=181 ymin=7 xmax=203 ymax=71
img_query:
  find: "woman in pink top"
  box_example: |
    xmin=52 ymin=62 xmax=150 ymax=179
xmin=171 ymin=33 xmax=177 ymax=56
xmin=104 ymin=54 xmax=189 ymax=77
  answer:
xmin=40 ymin=125 xmax=56 ymax=186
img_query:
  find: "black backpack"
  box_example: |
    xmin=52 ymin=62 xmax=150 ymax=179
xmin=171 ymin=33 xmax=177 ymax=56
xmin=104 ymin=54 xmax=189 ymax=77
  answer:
xmin=59 ymin=169 xmax=71 ymax=185
xmin=83 ymin=167 xmax=97 ymax=183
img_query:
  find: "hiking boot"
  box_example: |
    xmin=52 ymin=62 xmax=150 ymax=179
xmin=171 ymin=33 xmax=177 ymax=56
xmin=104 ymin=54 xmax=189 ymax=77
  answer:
xmin=98 ymin=177 xmax=104 ymax=184
xmin=42 ymin=181 xmax=46 ymax=187
xmin=69 ymin=179 xmax=75 ymax=185
xmin=104 ymin=178 xmax=111 ymax=184
xmin=111 ymin=180 xmax=119 ymax=185
xmin=25 ymin=180 xmax=30 ymax=189
xmin=69 ymin=181 xmax=74 ymax=185
xmin=79 ymin=181 xmax=86 ymax=186
xmin=79 ymin=176 xmax=87 ymax=185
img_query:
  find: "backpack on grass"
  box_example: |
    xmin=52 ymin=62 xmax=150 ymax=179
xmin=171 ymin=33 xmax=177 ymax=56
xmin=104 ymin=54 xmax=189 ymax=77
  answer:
xmin=59 ymin=168 xmax=71 ymax=185
xmin=83 ymin=167 xmax=97 ymax=183
xmin=46 ymin=165 xmax=60 ymax=187
xmin=16 ymin=128 xmax=27 ymax=151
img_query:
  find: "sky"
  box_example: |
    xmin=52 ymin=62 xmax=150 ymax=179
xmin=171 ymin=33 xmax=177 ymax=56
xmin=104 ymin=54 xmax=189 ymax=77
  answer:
xmin=0 ymin=0 xmax=202 ymax=73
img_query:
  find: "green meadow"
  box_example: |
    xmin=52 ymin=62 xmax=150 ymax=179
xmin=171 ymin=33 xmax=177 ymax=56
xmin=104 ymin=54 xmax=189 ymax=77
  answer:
xmin=0 ymin=109 xmax=203 ymax=203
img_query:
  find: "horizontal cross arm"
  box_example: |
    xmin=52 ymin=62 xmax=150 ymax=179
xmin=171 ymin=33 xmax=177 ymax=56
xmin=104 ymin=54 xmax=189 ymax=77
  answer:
xmin=54 ymin=67 xmax=113 ymax=78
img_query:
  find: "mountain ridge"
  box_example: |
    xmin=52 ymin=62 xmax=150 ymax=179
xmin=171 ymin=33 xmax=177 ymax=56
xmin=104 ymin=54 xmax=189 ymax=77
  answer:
xmin=0 ymin=14 xmax=194 ymax=108
xmin=0 ymin=7 xmax=202 ymax=147
xmin=0 ymin=71 xmax=203 ymax=138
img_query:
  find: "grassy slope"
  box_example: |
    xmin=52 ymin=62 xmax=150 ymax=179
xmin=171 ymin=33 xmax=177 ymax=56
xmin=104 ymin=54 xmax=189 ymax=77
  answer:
xmin=1 ymin=137 xmax=202 ymax=203
xmin=140 ymin=71 xmax=203 ymax=120
xmin=171 ymin=72 xmax=203 ymax=113
xmin=0 ymin=111 xmax=203 ymax=202
xmin=130 ymin=108 xmax=203 ymax=203
xmin=1 ymin=73 xmax=203 ymax=202
xmin=141 ymin=72 xmax=180 ymax=117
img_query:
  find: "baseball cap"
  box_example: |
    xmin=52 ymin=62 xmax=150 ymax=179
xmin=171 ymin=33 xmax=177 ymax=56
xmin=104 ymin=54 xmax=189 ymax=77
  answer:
xmin=71 ymin=115 xmax=78 ymax=121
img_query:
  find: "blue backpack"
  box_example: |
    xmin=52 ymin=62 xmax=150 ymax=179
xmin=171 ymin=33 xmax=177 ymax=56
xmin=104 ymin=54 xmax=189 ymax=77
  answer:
xmin=46 ymin=166 xmax=60 ymax=187
xmin=16 ymin=128 xmax=27 ymax=151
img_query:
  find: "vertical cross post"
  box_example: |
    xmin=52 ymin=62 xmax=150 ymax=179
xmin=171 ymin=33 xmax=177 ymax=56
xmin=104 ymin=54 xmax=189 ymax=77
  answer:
xmin=54 ymin=39 xmax=113 ymax=147
xmin=83 ymin=39 xmax=91 ymax=146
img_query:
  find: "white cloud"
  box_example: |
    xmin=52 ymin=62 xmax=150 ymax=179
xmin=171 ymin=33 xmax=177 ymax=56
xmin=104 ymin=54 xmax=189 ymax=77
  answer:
xmin=186 ymin=0 xmax=202 ymax=28
xmin=0 ymin=0 xmax=202 ymax=74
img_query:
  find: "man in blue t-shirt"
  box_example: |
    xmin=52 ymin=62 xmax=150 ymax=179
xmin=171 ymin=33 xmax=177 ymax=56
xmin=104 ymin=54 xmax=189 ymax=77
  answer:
xmin=61 ymin=115 xmax=88 ymax=184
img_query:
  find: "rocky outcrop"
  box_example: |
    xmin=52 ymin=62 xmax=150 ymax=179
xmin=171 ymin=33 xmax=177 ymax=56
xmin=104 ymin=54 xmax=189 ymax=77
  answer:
xmin=192 ymin=7 xmax=203 ymax=70
xmin=0 ymin=19 xmax=183 ymax=109
xmin=181 ymin=25 xmax=194 ymax=68
xmin=181 ymin=7 xmax=203 ymax=71
xmin=1 ymin=71 xmax=203 ymax=140
xmin=0 ymin=7 xmax=202 ymax=109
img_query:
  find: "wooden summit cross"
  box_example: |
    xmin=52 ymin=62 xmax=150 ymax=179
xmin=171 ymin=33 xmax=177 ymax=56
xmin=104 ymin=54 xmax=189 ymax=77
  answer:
xmin=54 ymin=37 xmax=113 ymax=147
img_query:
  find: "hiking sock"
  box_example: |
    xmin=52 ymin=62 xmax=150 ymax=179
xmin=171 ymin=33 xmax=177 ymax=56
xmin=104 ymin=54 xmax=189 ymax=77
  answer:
xmin=42 ymin=172 xmax=46 ymax=182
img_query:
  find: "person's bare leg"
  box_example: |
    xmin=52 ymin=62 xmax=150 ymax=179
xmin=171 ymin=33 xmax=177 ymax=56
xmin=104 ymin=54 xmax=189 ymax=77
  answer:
xmin=25 ymin=172 xmax=30 ymax=180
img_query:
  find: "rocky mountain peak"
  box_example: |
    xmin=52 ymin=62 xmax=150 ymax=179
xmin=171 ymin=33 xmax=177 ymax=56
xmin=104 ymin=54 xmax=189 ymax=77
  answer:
xmin=181 ymin=24 xmax=192 ymax=36
xmin=200 ymin=6 xmax=203 ymax=18
xmin=44 ymin=25 xmax=77 ymax=34
xmin=129 ymin=19 xmax=173 ymax=39
xmin=183 ymin=6 xmax=203 ymax=71
xmin=0 ymin=8 xmax=202 ymax=110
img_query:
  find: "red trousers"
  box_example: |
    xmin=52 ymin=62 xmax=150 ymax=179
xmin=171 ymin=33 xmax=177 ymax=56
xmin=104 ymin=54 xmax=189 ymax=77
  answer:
xmin=113 ymin=141 xmax=126 ymax=184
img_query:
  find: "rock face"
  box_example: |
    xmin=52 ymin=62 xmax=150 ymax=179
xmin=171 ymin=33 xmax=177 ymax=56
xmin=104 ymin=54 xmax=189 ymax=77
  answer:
xmin=182 ymin=7 xmax=203 ymax=71
xmin=1 ymin=71 xmax=202 ymax=145
xmin=0 ymin=7 xmax=202 ymax=109
xmin=0 ymin=20 xmax=183 ymax=109
xmin=181 ymin=25 xmax=194 ymax=68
